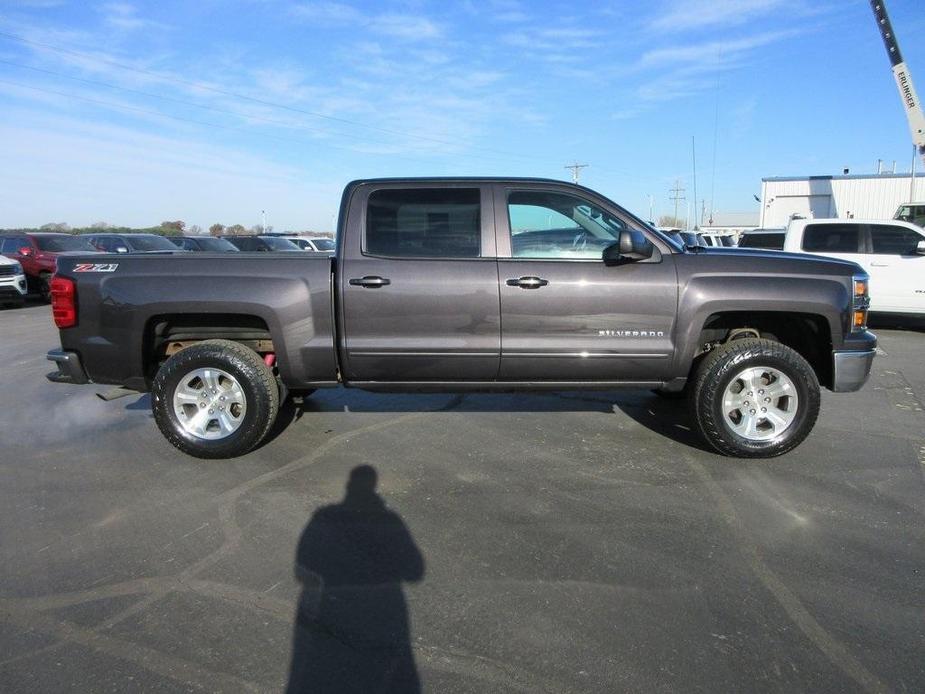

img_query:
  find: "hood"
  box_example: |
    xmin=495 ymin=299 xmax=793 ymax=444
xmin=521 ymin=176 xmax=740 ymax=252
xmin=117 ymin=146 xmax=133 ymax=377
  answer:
xmin=678 ymin=245 xmax=866 ymax=279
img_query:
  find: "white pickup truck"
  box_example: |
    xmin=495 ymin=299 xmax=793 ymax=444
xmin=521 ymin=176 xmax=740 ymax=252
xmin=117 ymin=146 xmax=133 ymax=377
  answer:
xmin=782 ymin=218 xmax=925 ymax=316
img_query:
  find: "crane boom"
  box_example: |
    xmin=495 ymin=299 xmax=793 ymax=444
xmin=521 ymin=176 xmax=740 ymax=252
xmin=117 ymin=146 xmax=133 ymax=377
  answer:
xmin=870 ymin=0 xmax=925 ymax=165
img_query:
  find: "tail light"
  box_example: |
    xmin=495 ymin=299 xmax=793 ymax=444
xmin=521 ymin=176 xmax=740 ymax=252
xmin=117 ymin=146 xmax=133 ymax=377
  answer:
xmin=50 ymin=276 xmax=77 ymax=328
xmin=851 ymin=274 xmax=869 ymax=332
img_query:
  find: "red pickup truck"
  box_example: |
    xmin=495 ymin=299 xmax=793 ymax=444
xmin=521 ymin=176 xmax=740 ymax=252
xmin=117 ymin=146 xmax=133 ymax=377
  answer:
xmin=0 ymin=232 xmax=99 ymax=301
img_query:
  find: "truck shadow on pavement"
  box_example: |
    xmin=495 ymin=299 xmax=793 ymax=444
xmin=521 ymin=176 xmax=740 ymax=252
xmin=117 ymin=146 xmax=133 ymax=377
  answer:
xmin=266 ymin=389 xmax=713 ymax=454
xmin=286 ymin=464 xmax=424 ymax=694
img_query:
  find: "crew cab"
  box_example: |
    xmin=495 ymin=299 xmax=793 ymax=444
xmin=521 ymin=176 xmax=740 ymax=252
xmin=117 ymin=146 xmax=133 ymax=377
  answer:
xmin=781 ymin=218 xmax=925 ymax=316
xmin=46 ymin=178 xmax=876 ymax=459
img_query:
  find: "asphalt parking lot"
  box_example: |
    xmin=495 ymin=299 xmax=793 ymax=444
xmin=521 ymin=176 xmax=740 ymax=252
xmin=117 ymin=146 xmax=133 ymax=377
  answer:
xmin=1 ymin=302 xmax=923 ymax=693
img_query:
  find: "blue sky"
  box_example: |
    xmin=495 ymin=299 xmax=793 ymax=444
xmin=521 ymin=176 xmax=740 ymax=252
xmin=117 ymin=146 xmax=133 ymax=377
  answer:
xmin=0 ymin=0 xmax=922 ymax=231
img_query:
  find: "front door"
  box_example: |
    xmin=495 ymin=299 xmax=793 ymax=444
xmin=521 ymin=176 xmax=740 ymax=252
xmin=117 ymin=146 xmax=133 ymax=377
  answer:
xmin=339 ymin=184 xmax=501 ymax=381
xmin=494 ymin=184 xmax=678 ymax=382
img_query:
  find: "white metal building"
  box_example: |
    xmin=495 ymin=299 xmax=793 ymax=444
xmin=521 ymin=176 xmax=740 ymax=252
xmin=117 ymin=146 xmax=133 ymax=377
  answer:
xmin=759 ymin=173 xmax=925 ymax=227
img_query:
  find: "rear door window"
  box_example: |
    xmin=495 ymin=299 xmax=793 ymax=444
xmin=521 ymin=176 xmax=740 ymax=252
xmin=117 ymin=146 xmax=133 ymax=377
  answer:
xmin=801 ymin=224 xmax=862 ymax=253
xmin=870 ymin=224 xmax=924 ymax=255
xmin=366 ymin=188 xmax=480 ymax=258
xmin=739 ymin=233 xmax=784 ymax=249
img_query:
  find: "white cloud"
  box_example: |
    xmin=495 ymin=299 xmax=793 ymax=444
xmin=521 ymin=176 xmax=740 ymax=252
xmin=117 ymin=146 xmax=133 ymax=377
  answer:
xmin=374 ymin=14 xmax=443 ymax=40
xmin=290 ymin=1 xmax=362 ymax=24
xmin=650 ymin=0 xmax=811 ymax=33
xmin=98 ymin=2 xmax=166 ymax=33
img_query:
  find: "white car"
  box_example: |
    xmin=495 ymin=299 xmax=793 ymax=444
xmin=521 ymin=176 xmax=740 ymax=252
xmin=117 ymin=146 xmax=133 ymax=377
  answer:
xmin=280 ymin=236 xmax=336 ymax=252
xmin=782 ymin=218 xmax=925 ymax=315
xmin=0 ymin=255 xmax=28 ymax=307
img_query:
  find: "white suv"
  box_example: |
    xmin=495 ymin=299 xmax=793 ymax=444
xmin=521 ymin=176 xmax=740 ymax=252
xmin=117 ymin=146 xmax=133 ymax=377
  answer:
xmin=782 ymin=218 xmax=925 ymax=315
xmin=0 ymin=255 xmax=28 ymax=307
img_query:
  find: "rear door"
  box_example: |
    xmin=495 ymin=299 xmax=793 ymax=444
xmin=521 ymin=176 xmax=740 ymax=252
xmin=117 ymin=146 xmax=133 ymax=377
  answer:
xmin=866 ymin=223 xmax=925 ymax=312
xmin=339 ymin=183 xmax=500 ymax=381
xmin=494 ymin=183 xmax=678 ymax=382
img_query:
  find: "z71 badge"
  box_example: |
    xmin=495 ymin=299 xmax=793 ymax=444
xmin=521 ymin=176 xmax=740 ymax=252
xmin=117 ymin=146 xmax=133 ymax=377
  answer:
xmin=74 ymin=263 xmax=119 ymax=273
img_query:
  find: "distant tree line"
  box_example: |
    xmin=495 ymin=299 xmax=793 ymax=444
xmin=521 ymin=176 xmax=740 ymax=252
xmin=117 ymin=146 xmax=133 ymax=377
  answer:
xmin=1 ymin=221 xmax=335 ymax=238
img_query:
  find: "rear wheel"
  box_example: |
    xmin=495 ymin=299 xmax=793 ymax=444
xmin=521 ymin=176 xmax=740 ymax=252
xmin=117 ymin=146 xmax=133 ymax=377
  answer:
xmin=691 ymin=338 xmax=820 ymax=458
xmin=152 ymin=340 xmax=279 ymax=458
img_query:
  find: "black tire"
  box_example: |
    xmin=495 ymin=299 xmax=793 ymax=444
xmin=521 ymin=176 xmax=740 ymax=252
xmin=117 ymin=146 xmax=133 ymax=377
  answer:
xmin=152 ymin=339 xmax=279 ymax=459
xmin=691 ymin=338 xmax=820 ymax=458
xmin=39 ymin=272 xmax=52 ymax=303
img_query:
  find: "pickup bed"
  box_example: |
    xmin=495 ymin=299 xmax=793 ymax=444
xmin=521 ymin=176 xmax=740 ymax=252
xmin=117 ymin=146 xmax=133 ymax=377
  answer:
xmin=47 ymin=177 xmax=876 ymax=459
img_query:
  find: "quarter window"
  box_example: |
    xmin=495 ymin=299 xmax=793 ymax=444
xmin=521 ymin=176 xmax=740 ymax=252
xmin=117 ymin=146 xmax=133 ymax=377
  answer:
xmin=870 ymin=224 xmax=924 ymax=255
xmin=801 ymin=224 xmax=861 ymax=254
xmin=366 ymin=188 xmax=480 ymax=258
xmin=508 ymin=191 xmax=627 ymax=259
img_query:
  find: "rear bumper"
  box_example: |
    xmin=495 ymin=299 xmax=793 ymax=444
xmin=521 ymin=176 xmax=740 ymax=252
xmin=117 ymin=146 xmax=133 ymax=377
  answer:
xmin=46 ymin=349 xmax=89 ymax=385
xmin=831 ymin=349 xmax=875 ymax=393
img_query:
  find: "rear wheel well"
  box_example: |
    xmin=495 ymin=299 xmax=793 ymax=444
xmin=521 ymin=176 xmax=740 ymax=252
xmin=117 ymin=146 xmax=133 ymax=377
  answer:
xmin=694 ymin=312 xmax=833 ymax=388
xmin=143 ymin=314 xmax=274 ymax=380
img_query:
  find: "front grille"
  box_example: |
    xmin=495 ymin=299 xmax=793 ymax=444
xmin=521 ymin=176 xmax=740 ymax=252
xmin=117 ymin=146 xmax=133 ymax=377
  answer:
xmin=0 ymin=265 xmax=16 ymax=278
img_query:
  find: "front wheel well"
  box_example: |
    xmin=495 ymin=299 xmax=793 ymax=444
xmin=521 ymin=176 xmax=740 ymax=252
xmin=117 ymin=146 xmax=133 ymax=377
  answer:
xmin=143 ymin=314 xmax=275 ymax=380
xmin=694 ymin=312 xmax=833 ymax=388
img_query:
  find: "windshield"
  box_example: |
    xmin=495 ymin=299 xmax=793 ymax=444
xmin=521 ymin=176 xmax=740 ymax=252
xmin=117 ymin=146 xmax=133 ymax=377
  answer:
xmin=34 ymin=235 xmax=99 ymax=252
xmin=125 ymin=235 xmax=182 ymax=252
xmin=311 ymin=238 xmax=335 ymax=251
xmin=195 ymin=237 xmax=239 ymax=252
xmin=261 ymin=237 xmax=301 ymax=251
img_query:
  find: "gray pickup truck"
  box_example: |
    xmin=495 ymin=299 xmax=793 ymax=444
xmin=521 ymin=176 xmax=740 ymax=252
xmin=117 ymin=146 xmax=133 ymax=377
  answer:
xmin=47 ymin=178 xmax=876 ymax=459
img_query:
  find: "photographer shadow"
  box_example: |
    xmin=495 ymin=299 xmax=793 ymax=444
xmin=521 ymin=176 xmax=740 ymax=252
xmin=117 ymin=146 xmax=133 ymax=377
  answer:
xmin=287 ymin=465 xmax=424 ymax=694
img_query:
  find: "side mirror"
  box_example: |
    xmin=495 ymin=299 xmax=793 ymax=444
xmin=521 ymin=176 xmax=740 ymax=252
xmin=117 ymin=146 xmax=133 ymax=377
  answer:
xmin=604 ymin=229 xmax=655 ymax=264
xmin=115 ymin=246 xmax=129 ymax=254
xmin=916 ymin=239 xmax=925 ymax=255
xmin=18 ymin=246 xmax=34 ymax=257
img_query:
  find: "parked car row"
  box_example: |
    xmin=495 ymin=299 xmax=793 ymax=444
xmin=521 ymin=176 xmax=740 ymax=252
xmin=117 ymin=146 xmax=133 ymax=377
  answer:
xmin=0 ymin=232 xmax=336 ymax=302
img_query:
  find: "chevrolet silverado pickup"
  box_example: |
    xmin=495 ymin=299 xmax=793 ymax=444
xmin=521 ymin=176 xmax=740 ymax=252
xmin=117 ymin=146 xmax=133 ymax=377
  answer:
xmin=46 ymin=178 xmax=876 ymax=459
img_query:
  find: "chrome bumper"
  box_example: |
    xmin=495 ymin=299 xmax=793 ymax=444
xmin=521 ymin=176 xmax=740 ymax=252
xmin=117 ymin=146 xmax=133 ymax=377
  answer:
xmin=47 ymin=349 xmax=89 ymax=385
xmin=831 ymin=349 xmax=875 ymax=393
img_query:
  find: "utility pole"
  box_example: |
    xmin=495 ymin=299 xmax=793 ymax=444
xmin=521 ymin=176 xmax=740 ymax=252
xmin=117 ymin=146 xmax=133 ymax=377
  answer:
xmin=564 ymin=163 xmax=588 ymax=184
xmin=691 ymin=136 xmax=698 ymax=229
xmin=669 ymin=179 xmax=686 ymax=225
xmin=261 ymin=209 xmax=267 ymax=233
xmin=701 ymin=199 xmax=706 ymax=227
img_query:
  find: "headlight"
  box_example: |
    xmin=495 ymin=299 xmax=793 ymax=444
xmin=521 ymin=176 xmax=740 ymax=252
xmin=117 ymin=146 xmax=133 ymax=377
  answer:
xmin=851 ymin=274 xmax=869 ymax=332
xmin=12 ymin=262 xmax=22 ymax=275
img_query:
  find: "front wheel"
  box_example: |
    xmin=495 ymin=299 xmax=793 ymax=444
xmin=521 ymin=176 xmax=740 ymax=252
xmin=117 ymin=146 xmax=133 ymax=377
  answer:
xmin=691 ymin=338 xmax=820 ymax=458
xmin=152 ymin=340 xmax=279 ymax=459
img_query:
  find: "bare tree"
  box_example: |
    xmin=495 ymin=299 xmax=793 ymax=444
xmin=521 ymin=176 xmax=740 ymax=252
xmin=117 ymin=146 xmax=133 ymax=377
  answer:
xmin=188 ymin=224 xmax=202 ymax=235
xmin=226 ymin=224 xmax=247 ymax=236
xmin=657 ymin=215 xmax=686 ymax=229
xmin=209 ymin=223 xmax=225 ymax=237
xmin=40 ymin=222 xmax=70 ymax=232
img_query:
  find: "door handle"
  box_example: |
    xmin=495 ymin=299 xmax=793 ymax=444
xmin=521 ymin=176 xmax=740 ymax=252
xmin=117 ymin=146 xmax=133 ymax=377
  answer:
xmin=506 ymin=276 xmax=549 ymax=289
xmin=349 ymin=276 xmax=391 ymax=288
xmin=870 ymin=262 xmax=889 ymax=267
